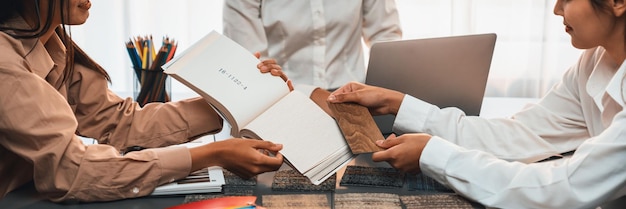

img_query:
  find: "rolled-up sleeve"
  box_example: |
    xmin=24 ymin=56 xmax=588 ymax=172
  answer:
xmin=69 ymin=64 xmax=223 ymax=151
xmin=64 ymin=144 xmax=191 ymax=202
xmin=0 ymin=70 xmax=195 ymax=202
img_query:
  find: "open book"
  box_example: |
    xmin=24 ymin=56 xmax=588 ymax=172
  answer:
xmin=162 ymin=31 xmax=354 ymax=185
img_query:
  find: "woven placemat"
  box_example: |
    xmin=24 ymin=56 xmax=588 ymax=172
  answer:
xmin=223 ymin=169 xmax=257 ymax=186
xmin=182 ymin=194 xmax=225 ymax=204
xmin=222 ymin=186 xmax=255 ymax=196
xmin=339 ymin=165 xmax=404 ymax=188
xmin=400 ymin=194 xmax=479 ymax=209
xmin=334 ymin=193 xmax=402 ymax=209
xmin=271 ymin=169 xmax=336 ymax=192
xmin=406 ymin=172 xmax=453 ymax=193
xmin=221 ymin=169 xmax=257 ymax=196
xmin=261 ymin=194 xmax=330 ymax=209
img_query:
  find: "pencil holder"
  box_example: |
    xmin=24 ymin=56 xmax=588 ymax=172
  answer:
xmin=126 ymin=35 xmax=177 ymax=107
xmin=133 ymin=67 xmax=171 ymax=107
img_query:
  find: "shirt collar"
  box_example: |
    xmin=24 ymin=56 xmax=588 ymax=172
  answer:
xmin=606 ymin=59 xmax=626 ymax=108
xmin=587 ymin=48 xmax=621 ymax=111
xmin=1 ymin=15 xmax=66 ymax=80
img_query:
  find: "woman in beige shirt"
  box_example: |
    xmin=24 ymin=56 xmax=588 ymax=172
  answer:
xmin=0 ymin=0 xmax=290 ymax=202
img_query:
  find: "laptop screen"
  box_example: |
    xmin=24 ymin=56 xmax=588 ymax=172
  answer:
xmin=365 ymin=33 xmax=497 ymax=135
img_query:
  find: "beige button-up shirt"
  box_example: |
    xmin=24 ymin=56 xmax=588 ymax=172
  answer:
xmin=0 ymin=20 xmax=222 ymax=202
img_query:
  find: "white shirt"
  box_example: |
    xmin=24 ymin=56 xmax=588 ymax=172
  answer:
xmin=223 ymin=0 xmax=402 ymax=90
xmin=393 ymin=47 xmax=626 ymax=208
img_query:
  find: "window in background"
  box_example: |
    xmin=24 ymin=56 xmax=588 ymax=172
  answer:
xmin=70 ymin=0 xmax=581 ymax=99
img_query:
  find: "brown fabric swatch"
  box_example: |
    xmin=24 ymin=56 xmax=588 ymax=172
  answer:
xmin=262 ymin=194 xmax=330 ymax=209
xmin=400 ymin=194 xmax=480 ymax=209
xmin=339 ymin=165 xmax=404 ymax=188
xmin=334 ymin=193 xmax=402 ymax=209
xmin=328 ymin=102 xmax=385 ymax=154
xmin=182 ymin=194 xmax=225 ymax=204
xmin=272 ymin=169 xmax=336 ymax=192
xmin=222 ymin=169 xmax=257 ymax=196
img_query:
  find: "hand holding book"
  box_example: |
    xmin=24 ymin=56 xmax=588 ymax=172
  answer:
xmin=189 ymin=138 xmax=284 ymax=180
xmin=254 ymin=52 xmax=293 ymax=91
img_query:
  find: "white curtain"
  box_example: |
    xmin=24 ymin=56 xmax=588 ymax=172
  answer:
xmin=70 ymin=0 xmax=581 ymax=100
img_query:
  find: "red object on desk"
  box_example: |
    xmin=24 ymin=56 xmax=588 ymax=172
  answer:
xmin=166 ymin=196 xmax=257 ymax=209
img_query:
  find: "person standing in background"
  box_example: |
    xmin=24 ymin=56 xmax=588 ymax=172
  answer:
xmin=223 ymin=0 xmax=402 ymax=92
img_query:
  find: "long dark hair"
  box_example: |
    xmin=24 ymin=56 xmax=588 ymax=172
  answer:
xmin=589 ymin=0 xmax=612 ymax=11
xmin=0 ymin=0 xmax=111 ymax=85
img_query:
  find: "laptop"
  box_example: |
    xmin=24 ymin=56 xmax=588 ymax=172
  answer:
xmin=365 ymin=33 xmax=497 ymax=135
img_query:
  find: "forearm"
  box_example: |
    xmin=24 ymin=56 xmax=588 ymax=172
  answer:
xmin=421 ymin=131 xmax=626 ymax=209
xmin=394 ymin=95 xmax=574 ymax=162
xmin=85 ymin=96 xmax=222 ymax=150
xmin=40 ymin=141 xmax=190 ymax=202
xmin=189 ymin=143 xmax=220 ymax=172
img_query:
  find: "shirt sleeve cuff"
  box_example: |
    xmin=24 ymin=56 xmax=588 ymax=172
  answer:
xmin=179 ymin=97 xmax=223 ymax=138
xmin=152 ymin=146 xmax=192 ymax=185
xmin=392 ymin=95 xmax=436 ymax=134
xmin=419 ymin=136 xmax=456 ymax=185
xmin=294 ymin=84 xmax=320 ymax=97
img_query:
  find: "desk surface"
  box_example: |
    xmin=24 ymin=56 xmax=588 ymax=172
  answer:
xmin=4 ymin=156 xmax=625 ymax=209
xmin=0 ymin=154 xmax=482 ymax=209
xmin=2 ymin=97 xmax=625 ymax=208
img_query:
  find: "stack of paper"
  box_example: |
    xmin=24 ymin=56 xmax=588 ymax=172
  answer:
xmin=152 ymin=167 xmax=225 ymax=195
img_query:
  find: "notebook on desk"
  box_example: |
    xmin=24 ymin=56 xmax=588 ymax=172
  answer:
xmin=365 ymin=33 xmax=497 ymax=135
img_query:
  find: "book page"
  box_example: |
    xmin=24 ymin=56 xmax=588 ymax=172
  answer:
xmin=240 ymin=91 xmax=353 ymax=184
xmin=163 ymin=31 xmax=289 ymax=137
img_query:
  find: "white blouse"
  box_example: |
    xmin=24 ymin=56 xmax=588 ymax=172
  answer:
xmin=223 ymin=0 xmax=402 ymax=90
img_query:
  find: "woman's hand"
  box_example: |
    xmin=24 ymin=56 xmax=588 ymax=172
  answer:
xmin=327 ymin=82 xmax=405 ymax=116
xmin=255 ymin=52 xmax=293 ymax=91
xmin=189 ymin=138 xmax=284 ymax=179
xmin=371 ymin=133 xmax=432 ymax=174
